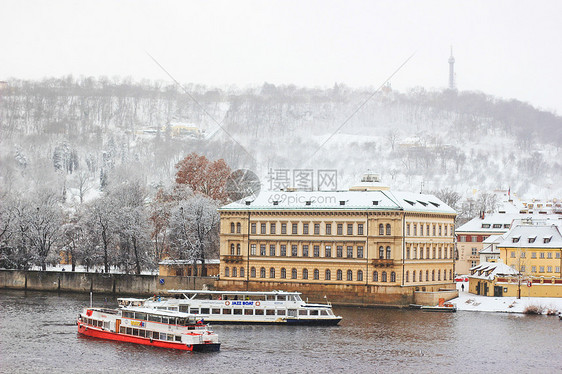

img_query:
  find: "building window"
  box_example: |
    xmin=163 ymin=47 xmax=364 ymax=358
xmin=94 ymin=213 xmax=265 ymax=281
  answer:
xmin=443 ymin=269 xmax=446 ymax=281
xmin=420 ymin=247 xmax=424 ymax=259
xmin=325 ymin=269 xmax=331 ymax=280
xmin=406 ymin=248 xmax=411 ymax=259
xmin=232 ymin=267 xmax=237 ymax=277
xmin=386 ymin=246 xmax=391 ymax=259
xmin=260 ymin=245 xmax=266 ymax=256
xmin=250 ymin=244 xmax=256 ymax=256
xmin=407 ymin=224 xmax=411 ymax=236
xmin=414 ymin=224 xmax=417 ymax=236
xmin=420 ymin=224 xmax=424 ymax=237
xmin=390 ymin=271 xmax=396 ymax=282
xmin=510 ymin=251 xmax=515 ymax=258
xmin=337 ymin=246 xmax=343 ymax=258
xmin=412 ymin=270 xmax=416 ymax=282
xmin=281 ymin=268 xmax=286 ymax=279
xmin=379 ymin=224 xmax=384 ymax=235
xmin=302 ymin=245 xmax=309 ymax=257
xmin=270 ymin=223 xmax=276 ymax=234
xmin=531 ymin=266 xmax=536 ymax=273
xmin=406 ymin=271 xmax=409 ymax=283
xmin=347 ymin=224 xmax=353 ymax=235
xmin=439 ymin=225 xmax=442 ymax=236
xmin=427 ymin=225 xmax=430 ymax=236
xmin=314 ymin=223 xmax=320 ymax=235
xmin=269 ymin=244 xmax=276 ymax=256
xmin=471 ymin=261 xmax=477 ymax=267
xmin=438 ymin=270 xmax=441 ymax=281
xmin=358 ymin=224 xmax=364 ymax=235
xmin=225 ymin=267 xmax=229 ymax=277
xmin=547 ymin=266 xmax=552 ymax=273
xmin=413 ymin=247 xmax=417 ymax=259
xmin=270 ymin=268 xmax=276 ymax=278
xmin=433 ymin=248 xmax=436 ymax=259
xmin=337 ymin=224 xmax=343 ymax=235
xmin=557 ymin=253 xmax=561 ymax=259
xmin=303 ymin=223 xmax=309 ymax=235
xmin=251 ymin=267 xmax=256 ymax=277
xmin=433 ymin=225 xmax=436 ymax=236
xmin=419 ymin=271 xmax=423 ymax=282
xmin=314 ymin=269 xmax=319 ymax=280
xmin=460 ymin=236 xmax=466 ymax=242
xmin=540 ymin=252 xmax=545 ymax=259
xmin=260 ymin=267 xmax=266 ymax=278
xmin=303 ymin=269 xmax=308 ymax=279
xmin=382 ymin=271 xmax=387 ymax=282
xmin=280 ymin=245 xmax=287 ymax=256
xmin=357 ymin=270 xmax=363 ymax=281
xmin=386 ymin=224 xmax=391 ymax=235
xmin=230 ymin=223 xmax=235 ymax=233
xmin=521 ymin=265 xmax=526 ymax=273
xmin=438 ymin=248 xmax=442 ymax=259
xmin=471 ymin=248 xmax=477 ymax=256
xmin=444 ymin=247 xmax=448 ymax=259
xmin=445 ymin=225 xmax=448 ymax=236
xmin=539 ymin=266 xmax=545 ymax=273
xmin=337 ymin=270 xmax=343 ymax=280
xmin=251 ymin=223 xmax=257 ymax=234
xmin=373 ymin=271 xmax=378 ymax=282
xmin=426 ymin=270 xmax=429 ymax=282
xmin=291 ymin=245 xmax=298 ymax=256
xmin=236 ymin=222 xmax=241 ymax=233
xmin=471 ymin=236 xmax=477 ymax=242
xmin=326 ymin=223 xmax=332 ymax=235
xmin=325 ymin=246 xmax=332 ymax=257
xmin=281 ymin=223 xmax=287 ymax=234
xmin=556 ymin=266 xmax=560 ymax=273
xmin=314 ymin=245 xmax=320 ymax=257
xmin=347 ymin=246 xmax=353 ymax=258
xmin=379 ymin=246 xmax=384 ymax=259
xmin=426 ymin=248 xmax=431 ymax=259
xmin=230 ymin=244 xmax=235 ymax=255
xmin=347 ymin=270 xmax=353 ymax=281
xmin=292 ymin=223 xmax=298 ymax=234
xmin=261 ymin=223 xmax=266 ymax=234
xmin=236 ymin=244 xmax=241 ymax=255
xmin=547 ymin=252 xmax=552 ymax=259
xmin=291 ymin=268 xmax=297 ymax=279
xmin=531 ymin=252 xmax=536 ymax=259
xmin=357 ymin=246 xmax=364 ymax=258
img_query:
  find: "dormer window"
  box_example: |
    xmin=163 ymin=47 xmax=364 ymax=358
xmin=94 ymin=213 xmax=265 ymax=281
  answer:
xmin=544 ymin=236 xmax=552 ymax=244
xmin=245 ymin=201 xmax=251 ymax=206
xmin=493 ymin=224 xmax=502 ymax=228
xmin=429 ymin=201 xmax=440 ymax=208
xmin=416 ymin=200 xmax=428 ymax=207
xmin=372 ymin=201 xmax=379 ymax=206
xmin=339 ymin=201 xmax=346 ymax=206
xmin=512 ymin=237 xmax=520 ymax=243
xmin=404 ymin=200 xmax=415 ymax=206
xmin=481 ymin=224 xmax=491 ymax=228
xmin=272 ymin=201 xmax=279 ymax=206
xmin=528 ymin=237 xmax=536 ymax=243
xmin=305 ymin=201 xmax=311 ymax=206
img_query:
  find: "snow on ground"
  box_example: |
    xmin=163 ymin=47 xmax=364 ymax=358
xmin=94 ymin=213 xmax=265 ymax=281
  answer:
xmin=451 ymin=281 xmax=562 ymax=315
xmin=30 ymin=264 xmax=158 ymax=276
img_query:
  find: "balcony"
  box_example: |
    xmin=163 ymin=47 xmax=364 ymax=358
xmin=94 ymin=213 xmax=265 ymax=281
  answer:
xmin=372 ymin=258 xmax=394 ymax=267
xmin=222 ymin=255 xmax=244 ymax=264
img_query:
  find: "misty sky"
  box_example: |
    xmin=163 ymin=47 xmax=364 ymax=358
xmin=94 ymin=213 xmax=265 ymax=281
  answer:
xmin=1 ymin=0 xmax=561 ymax=114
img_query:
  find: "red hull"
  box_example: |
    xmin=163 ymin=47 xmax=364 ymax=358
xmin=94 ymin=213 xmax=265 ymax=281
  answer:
xmin=77 ymin=321 xmax=207 ymax=351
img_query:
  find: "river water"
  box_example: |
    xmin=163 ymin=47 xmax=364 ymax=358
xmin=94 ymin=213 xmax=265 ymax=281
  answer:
xmin=0 ymin=290 xmax=560 ymax=373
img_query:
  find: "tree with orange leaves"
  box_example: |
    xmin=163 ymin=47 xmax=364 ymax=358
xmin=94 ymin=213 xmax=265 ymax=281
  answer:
xmin=175 ymin=153 xmax=231 ymax=203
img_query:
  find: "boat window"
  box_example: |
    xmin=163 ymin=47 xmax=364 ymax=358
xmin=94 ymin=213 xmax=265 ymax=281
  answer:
xmin=277 ymin=310 xmax=286 ymax=316
xmin=179 ymin=305 xmax=189 ymax=313
xmin=288 ymin=309 xmax=297 ymax=317
xmin=310 ymin=310 xmax=319 ymax=316
xmin=104 ymin=321 xmax=110 ymax=329
xmin=212 ymin=309 xmax=221 ymax=314
xmin=135 ymin=312 xmax=147 ymax=321
xmin=266 ymin=309 xmax=275 ymax=315
xmin=133 ymin=328 xmax=139 ymax=336
xmin=299 ymin=310 xmax=307 ymax=316
xmin=148 ymin=314 xmax=161 ymax=322
xmin=126 ymin=327 xmax=133 ymax=335
xmin=244 ymin=309 xmax=253 ymax=315
xmin=161 ymin=317 xmax=170 ymax=324
xmin=200 ymin=308 xmax=210 ymax=314
xmin=152 ymin=331 xmax=159 ymax=340
xmin=190 ymin=308 xmax=199 ymax=314
xmin=123 ymin=311 xmax=134 ymax=319
xmin=321 ymin=310 xmax=329 ymax=316
xmin=139 ymin=330 xmax=146 ymax=337
xmin=97 ymin=320 xmax=102 ymax=327
xmin=159 ymin=333 xmax=167 ymax=341
xmin=233 ymin=309 xmax=242 ymax=315
xmin=167 ymin=334 xmax=174 ymax=341
xmin=255 ymin=309 xmax=264 ymax=315
xmin=223 ymin=309 xmax=232 ymax=315
xmin=120 ymin=326 xmax=126 ymax=334
xmin=294 ymin=295 xmax=302 ymax=302
xmin=175 ymin=335 xmax=182 ymax=342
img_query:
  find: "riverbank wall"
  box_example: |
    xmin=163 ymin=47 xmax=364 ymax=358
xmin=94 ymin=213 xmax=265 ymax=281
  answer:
xmin=0 ymin=270 xmax=215 ymax=296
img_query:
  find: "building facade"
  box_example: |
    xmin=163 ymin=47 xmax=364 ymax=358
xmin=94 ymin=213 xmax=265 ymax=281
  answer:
xmin=217 ymin=187 xmax=457 ymax=306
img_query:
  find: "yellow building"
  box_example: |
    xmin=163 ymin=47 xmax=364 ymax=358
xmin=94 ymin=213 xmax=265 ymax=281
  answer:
xmin=158 ymin=259 xmax=220 ymax=277
xmin=217 ymin=184 xmax=457 ymax=306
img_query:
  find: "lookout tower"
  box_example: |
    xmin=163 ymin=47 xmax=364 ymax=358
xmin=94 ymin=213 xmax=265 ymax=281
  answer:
xmin=448 ymin=46 xmax=456 ymax=90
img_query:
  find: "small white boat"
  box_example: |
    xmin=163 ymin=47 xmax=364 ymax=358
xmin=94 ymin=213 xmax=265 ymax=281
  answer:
xmin=77 ymin=305 xmax=220 ymax=351
xmin=119 ymin=290 xmax=342 ymax=326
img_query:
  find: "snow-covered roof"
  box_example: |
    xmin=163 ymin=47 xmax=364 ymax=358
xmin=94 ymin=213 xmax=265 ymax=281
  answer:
xmin=456 ymin=212 xmax=562 ymax=234
xmin=219 ymin=190 xmax=456 ymax=215
xmin=497 ymin=224 xmax=562 ymax=249
xmin=469 ymin=260 xmax=519 ymax=280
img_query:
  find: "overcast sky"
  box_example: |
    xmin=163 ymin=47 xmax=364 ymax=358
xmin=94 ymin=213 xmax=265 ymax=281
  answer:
xmin=1 ymin=0 xmax=560 ymax=113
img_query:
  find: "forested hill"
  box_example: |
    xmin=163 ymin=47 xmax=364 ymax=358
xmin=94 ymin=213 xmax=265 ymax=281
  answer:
xmin=1 ymin=76 xmax=561 ymax=205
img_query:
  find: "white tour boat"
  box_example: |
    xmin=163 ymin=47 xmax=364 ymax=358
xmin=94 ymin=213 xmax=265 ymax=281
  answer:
xmin=77 ymin=305 xmax=220 ymax=351
xmin=118 ymin=290 xmax=342 ymax=326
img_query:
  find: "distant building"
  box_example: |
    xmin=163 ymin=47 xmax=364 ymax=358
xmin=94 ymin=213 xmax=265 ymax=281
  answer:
xmin=158 ymin=259 xmax=220 ymax=277
xmin=217 ymin=175 xmax=457 ymax=306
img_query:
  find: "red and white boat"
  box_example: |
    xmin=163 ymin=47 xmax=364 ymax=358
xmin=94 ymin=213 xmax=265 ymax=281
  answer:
xmin=77 ymin=305 xmax=220 ymax=351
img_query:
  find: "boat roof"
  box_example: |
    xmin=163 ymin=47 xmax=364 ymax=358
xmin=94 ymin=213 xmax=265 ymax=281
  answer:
xmin=121 ymin=306 xmax=196 ymax=318
xmin=168 ymin=289 xmax=302 ymax=296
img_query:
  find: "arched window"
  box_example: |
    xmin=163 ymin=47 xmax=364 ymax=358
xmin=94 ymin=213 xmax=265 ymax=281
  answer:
xmin=386 ymin=246 xmax=391 ymax=259
xmin=230 ymin=222 xmax=235 ymax=233
xmin=236 ymin=243 xmax=241 ymax=255
xmin=443 ymin=269 xmax=446 ymax=281
xmin=419 ymin=270 xmax=423 ymax=282
xmin=379 ymin=224 xmax=384 ymax=235
xmin=426 ymin=270 xmax=429 ymax=282
xmin=412 ymin=270 xmax=416 ymax=282
xmin=438 ymin=269 xmax=441 ymax=281
xmin=236 ymin=222 xmax=241 ymax=233
xmin=270 ymin=267 xmax=275 ymax=278
xmin=379 ymin=246 xmax=384 ymax=259
xmin=230 ymin=244 xmax=235 ymax=255
xmin=386 ymin=224 xmax=391 ymax=235
xmin=390 ymin=271 xmax=396 ymax=282
xmin=337 ymin=269 xmax=343 ymax=280
xmin=232 ymin=267 xmax=237 ymax=277
xmin=433 ymin=248 xmax=436 ymax=259
xmin=382 ymin=271 xmax=387 ymax=282
xmin=406 ymin=271 xmax=409 ymax=283
xmin=357 ymin=270 xmax=363 ymax=281
xmin=347 ymin=270 xmax=353 ymax=281
xmin=438 ymin=248 xmax=442 ymax=259
xmin=444 ymin=247 xmax=447 ymax=259
xmin=406 ymin=248 xmax=410 ymax=259
xmin=449 ymin=269 xmax=452 ymax=280
xmin=420 ymin=247 xmax=424 ymax=259
xmin=303 ymin=269 xmax=309 ymax=279
xmin=426 ymin=248 xmax=430 ymax=259
xmin=373 ymin=271 xmax=378 ymax=282
xmin=291 ymin=268 xmax=297 ymax=279
xmin=313 ymin=269 xmax=319 ymax=280
xmin=413 ymin=247 xmax=417 ymax=259
xmin=432 ymin=270 xmax=435 ymax=281
xmin=260 ymin=267 xmax=265 ymax=278
xmin=225 ymin=267 xmax=230 ymax=277
xmin=250 ymin=267 xmax=256 ymax=278
xmin=325 ymin=269 xmax=331 ymax=280
xmin=280 ymin=268 xmax=286 ymax=279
